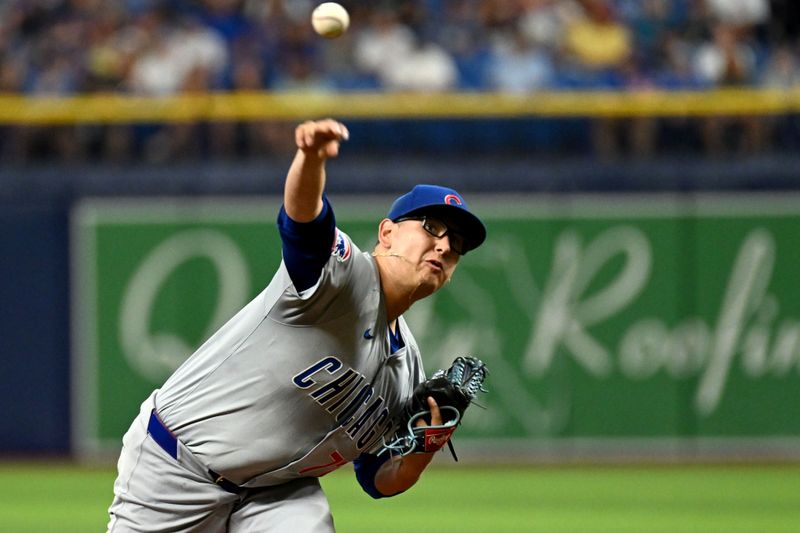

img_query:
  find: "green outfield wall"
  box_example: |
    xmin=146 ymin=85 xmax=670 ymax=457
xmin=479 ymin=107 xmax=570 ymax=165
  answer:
xmin=71 ymin=194 xmax=800 ymax=456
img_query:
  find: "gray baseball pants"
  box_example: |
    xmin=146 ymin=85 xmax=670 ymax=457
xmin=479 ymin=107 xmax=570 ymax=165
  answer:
xmin=107 ymin=392 xmax=336 ymax=532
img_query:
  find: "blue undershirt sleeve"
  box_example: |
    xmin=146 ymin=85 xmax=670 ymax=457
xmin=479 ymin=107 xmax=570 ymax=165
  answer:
xmin=277 ymin=196 xmax=336 ymax=293
xmin=353 ymin=452 xmax=395 ymax=499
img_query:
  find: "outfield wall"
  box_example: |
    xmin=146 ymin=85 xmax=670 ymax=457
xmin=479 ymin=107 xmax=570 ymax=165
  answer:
xmin=3 ymin=159 xmax=800 ymax=458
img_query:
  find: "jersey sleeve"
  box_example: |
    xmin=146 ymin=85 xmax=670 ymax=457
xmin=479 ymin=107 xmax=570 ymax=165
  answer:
xmin=353 ymin=451 xmax=396 ymax=499
xmin=277 ymin=196 xmax=336 ymax=293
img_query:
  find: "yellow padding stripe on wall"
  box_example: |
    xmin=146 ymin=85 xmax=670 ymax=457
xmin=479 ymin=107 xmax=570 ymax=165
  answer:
xmin=0 ymin=89 xmax=799 ymax=124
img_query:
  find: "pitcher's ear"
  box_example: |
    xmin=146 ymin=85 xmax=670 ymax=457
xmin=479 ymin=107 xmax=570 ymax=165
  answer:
xmin=377 ymin=218 xmax=395 ymax=248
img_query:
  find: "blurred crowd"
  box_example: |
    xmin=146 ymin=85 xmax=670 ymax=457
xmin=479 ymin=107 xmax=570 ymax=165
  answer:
xmin=1 ymin=0 xmax=799 ymax=162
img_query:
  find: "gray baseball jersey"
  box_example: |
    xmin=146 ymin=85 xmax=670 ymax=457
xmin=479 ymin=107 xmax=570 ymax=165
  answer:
xmin=154 ymin=228 xmax=426 ymax=487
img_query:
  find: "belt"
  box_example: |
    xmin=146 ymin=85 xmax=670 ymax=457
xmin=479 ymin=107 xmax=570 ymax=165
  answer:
xmin=147 ymin=409 xmax=244 ymax=495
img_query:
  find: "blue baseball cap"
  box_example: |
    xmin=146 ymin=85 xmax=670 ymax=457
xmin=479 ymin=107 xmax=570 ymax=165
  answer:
xmin=387 ymin=184 xmax=486 ymax=253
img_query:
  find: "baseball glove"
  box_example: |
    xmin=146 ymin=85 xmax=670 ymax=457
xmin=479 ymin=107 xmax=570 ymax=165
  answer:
xmin=379 ymin=356 xmax=488 ymax=461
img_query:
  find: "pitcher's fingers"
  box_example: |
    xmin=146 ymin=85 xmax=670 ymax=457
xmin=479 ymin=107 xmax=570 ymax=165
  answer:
xmin=325 ymin=141 xmax=340 ymax=158
xmin=427 ymin=396 xmax=442 ymax=425
xmin=295 ymin=121 xmax=312 ymax=149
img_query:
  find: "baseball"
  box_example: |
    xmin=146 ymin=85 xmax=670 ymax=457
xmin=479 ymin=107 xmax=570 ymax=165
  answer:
xmin=311 ymin=2 xmax=350 ymax=39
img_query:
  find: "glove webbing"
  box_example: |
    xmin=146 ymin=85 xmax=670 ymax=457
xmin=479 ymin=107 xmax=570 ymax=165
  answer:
xmin=436 ymin=356 xmax=488 ymax=400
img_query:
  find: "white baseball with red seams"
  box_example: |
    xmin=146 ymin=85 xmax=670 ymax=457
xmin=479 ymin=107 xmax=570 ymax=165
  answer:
xmin=311 ymin=2 xmax=350 ymax=39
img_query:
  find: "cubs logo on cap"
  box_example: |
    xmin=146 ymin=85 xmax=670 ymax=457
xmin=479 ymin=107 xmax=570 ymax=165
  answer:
xmin=387 ymin=184 xmax=486 ymax=253
xmin=444 ymin=194 xmax=462 ymax=206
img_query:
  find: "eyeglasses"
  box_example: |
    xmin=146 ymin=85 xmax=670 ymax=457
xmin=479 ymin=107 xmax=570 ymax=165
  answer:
xmin=395 ymin=216 xmax=467 ymax=255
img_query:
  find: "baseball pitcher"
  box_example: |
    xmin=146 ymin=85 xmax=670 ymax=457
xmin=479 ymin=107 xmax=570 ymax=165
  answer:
xmin=106 ymin=119 xmax=488 ymax=532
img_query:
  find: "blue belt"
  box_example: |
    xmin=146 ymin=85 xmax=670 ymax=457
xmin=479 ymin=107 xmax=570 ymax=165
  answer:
xmin=147 ymin=409 xmax=243 ymax=495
